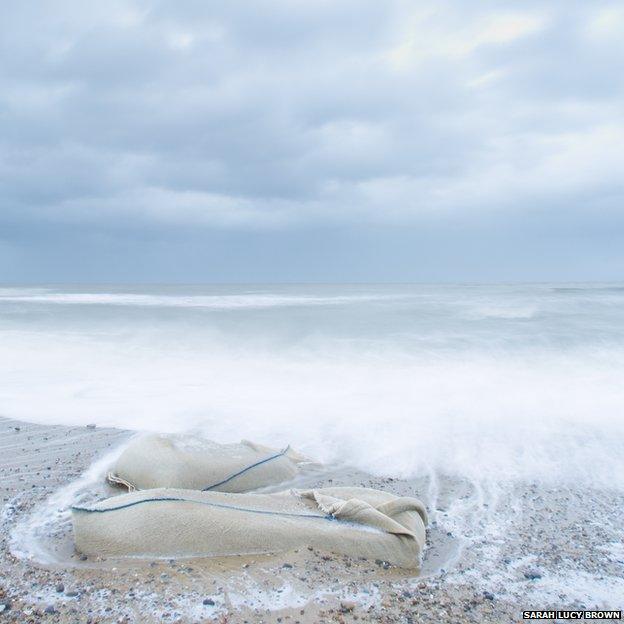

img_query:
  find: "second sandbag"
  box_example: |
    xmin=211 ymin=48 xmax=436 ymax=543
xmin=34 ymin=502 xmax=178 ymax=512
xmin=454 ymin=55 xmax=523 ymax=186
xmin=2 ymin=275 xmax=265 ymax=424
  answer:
xmin=108 ymin=433 xmax=306 ymax=492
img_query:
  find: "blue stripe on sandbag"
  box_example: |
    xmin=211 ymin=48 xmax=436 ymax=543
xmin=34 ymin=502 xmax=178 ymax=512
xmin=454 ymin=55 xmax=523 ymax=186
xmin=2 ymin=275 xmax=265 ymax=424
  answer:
xmin=202 ymin=446 xmax=291 ymax=491
xmin=71 ymin=494 xmax=335 ymax=521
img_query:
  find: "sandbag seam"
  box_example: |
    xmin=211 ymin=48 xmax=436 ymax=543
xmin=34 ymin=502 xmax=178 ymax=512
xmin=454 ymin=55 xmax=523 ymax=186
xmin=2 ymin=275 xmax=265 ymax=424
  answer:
xmin=201 ymin=446 xmax=291 ymax=491
xmin=71 ymin=495 xmax=335 ymax=522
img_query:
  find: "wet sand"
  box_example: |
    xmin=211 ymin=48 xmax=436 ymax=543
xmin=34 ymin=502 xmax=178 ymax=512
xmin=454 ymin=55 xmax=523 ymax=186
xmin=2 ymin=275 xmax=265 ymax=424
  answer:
xmin=0 ymin=417 xmax=622 ymax=623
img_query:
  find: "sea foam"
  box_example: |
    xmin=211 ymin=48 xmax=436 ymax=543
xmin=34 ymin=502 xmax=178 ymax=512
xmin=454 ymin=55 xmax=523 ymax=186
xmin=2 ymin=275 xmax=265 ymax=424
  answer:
xmin=1 ymin=283 xmax=623 ymax=489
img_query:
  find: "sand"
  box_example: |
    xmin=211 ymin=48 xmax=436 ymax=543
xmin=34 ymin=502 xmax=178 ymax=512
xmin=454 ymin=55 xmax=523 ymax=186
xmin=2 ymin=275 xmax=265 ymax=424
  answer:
xmin=0 ymin=417 xmax=622 ymax=623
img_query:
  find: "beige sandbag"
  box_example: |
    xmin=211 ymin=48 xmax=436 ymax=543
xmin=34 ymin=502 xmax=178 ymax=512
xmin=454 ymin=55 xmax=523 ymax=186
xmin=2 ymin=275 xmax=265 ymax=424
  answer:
xmin=72 ymin=487 xmax=427 ymax=569
xmin=107 ymin=434 xmax=305 ymax=493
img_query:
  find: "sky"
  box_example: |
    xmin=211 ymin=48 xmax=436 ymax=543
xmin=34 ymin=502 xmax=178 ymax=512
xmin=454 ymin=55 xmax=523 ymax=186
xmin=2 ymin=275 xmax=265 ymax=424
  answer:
xmin=1 ymin=0 xmax=623 ymax=282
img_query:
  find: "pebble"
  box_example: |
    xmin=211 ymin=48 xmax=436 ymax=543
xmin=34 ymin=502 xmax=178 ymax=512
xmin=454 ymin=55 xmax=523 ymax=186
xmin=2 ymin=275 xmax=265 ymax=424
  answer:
xmin=44 ymin=605 xmax=56 ymax=614
xmin=483 ymin=591 xmax=495 ymax=600
xmin=524 ymin=569 xmax=542 ymax=580
xmin=202 ymin=598 xmax=215 ymax=606
xmin=340 ymin=601 xmax=356 ymax=612
xmin=55 ymin=583 xmax=64 ymax=593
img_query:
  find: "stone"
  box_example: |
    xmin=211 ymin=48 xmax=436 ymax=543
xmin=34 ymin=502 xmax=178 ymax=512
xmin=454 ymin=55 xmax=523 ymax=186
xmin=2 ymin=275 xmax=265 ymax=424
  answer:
xmin=340 ymin=601 xmax=356 ymax=612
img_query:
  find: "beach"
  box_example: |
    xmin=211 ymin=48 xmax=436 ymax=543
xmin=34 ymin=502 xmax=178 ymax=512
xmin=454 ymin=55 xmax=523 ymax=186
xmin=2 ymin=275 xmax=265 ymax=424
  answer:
xmin=1 ymin=284 xmax=623 ymax=621
xmin=0 ymin=417 xmax=622 ymax=623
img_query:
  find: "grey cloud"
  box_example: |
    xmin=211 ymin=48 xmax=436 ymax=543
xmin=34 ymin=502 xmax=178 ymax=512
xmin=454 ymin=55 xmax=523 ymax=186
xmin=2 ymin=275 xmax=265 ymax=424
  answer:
xmin=0 ymin=0 xmax=623 ymax=280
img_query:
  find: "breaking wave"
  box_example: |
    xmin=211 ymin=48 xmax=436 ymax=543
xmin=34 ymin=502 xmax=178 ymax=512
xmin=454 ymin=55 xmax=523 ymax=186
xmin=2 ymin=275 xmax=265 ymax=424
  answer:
xmin=1 ymin=283 xmax=624 ymax=489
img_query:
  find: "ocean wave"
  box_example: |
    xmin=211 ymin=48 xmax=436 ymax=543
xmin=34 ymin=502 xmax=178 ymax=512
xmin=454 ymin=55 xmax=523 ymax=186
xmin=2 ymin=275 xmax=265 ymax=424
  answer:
xmin=465 ymin=305 xmax=538 ymax=319
xmin=0 ymin=287 xmax=53 ymax=297
xmin=0 ymin=291 xmax=397 ymax=309
xmin=2 ymin=329 xmax=624 ymax=491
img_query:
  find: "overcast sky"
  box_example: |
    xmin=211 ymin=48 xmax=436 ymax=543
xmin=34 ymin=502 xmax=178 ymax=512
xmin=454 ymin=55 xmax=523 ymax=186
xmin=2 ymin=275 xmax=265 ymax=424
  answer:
xmin=1 ymin=0 xmax=623 ymax=282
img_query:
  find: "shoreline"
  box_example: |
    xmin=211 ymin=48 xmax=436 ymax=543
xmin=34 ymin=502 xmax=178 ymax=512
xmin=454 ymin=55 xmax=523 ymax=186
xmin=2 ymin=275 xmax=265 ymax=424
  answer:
xmin=0 ymin=417 xmax=622 ymax=623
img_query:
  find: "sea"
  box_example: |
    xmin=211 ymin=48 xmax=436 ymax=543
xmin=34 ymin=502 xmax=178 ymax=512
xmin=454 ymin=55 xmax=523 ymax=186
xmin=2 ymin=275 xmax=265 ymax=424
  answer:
xmin=1 ymin=282 xmax=623 ymax=489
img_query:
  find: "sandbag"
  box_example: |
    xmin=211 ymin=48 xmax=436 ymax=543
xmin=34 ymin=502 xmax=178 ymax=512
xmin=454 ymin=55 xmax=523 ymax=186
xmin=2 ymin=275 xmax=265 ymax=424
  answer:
xmin=107 ymin=434 xmax=305 ymax=493
xmin=72 ymin=486 xmax=428 ymax=569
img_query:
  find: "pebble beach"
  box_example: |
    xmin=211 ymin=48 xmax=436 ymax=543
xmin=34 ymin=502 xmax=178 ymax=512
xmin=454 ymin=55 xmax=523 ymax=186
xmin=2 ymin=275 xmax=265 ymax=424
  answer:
xmin=0 ymin=418 xmax=622 ymax=623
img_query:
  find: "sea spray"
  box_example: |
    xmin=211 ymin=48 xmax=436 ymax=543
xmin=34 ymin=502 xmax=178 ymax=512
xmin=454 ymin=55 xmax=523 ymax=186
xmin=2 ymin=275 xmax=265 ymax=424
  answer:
xmin=1 ymin=283 xmax=624 ymax=489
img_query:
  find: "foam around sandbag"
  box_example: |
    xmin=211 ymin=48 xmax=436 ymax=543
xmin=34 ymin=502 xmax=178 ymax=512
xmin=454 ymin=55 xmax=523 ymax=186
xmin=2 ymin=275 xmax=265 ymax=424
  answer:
xmin=72 ymin=486 xmax=427 ymax=569
xmin=107 ymin=434 xmax=304 ymax=492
